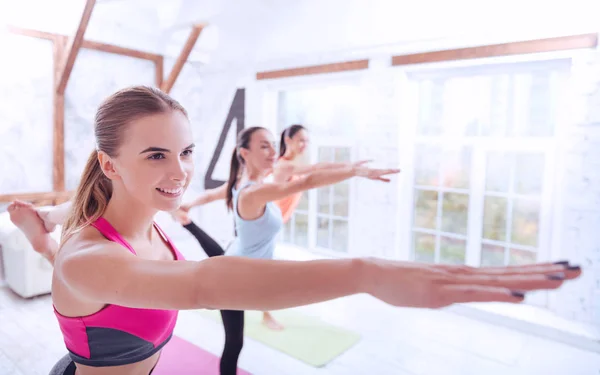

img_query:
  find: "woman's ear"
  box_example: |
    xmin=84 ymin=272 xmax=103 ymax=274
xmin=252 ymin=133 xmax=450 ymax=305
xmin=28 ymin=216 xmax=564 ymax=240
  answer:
xmin=239 ymin=147 xmax=249 ymax=163
xmin=97 ymin=151 xmax=120 ymax=181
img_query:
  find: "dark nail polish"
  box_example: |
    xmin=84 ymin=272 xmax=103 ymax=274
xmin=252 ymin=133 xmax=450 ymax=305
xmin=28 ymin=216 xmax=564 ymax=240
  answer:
xmin=546 ymin=273 xmax=565 ymax=280
xmin=566 ymin=265 xmax=581 ymax=271
xmin=553 ymin=261 xmax=570 ymax=266
xmin=511 ymin=291 xmax=526 ymax=298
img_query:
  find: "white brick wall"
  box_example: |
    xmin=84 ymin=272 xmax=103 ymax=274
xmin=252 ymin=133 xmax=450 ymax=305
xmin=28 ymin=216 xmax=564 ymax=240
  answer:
xmin=553 ymin=48 xmax=600 ymax=326
xmin=350 ymin=59 xmax=402 ymax=259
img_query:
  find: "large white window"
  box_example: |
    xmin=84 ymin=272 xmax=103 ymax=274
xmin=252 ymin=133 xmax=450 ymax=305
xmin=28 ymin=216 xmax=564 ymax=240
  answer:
xmin=402 ymin=59 xmax=568 ymax=275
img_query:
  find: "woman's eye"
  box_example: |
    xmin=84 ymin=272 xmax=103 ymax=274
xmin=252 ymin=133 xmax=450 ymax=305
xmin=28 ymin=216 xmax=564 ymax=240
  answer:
xmin=148 ymin=153 xmax=165 ymax=160
xmin=182 ymin=149 xmax=194 ymax=157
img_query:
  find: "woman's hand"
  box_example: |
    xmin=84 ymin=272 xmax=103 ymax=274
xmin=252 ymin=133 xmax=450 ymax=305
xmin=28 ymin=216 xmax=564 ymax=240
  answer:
xmin=353 ymin=164 xmax=401 ymax=182
xmin=358 ymin=259 xmax=581 ymax=308
xmin=170 ymin=208 xmax=192 ymax=225
xmin=351 ymin=160 xmax=371 ymax=168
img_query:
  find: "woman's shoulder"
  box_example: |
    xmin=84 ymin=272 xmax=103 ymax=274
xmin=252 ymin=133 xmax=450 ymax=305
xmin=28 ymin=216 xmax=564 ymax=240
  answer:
xmin=275 ymin=157 xmax=298 ymax=168
xmin=56 ymin=225 xmax=121 ymax=266
xmin=273 ymin=158 xmax=301 ymax=181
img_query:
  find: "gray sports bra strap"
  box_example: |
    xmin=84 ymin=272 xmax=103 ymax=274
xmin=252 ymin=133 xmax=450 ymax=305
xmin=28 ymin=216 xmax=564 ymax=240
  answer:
xmin=236 ymin=180 xmax=255 ymax=192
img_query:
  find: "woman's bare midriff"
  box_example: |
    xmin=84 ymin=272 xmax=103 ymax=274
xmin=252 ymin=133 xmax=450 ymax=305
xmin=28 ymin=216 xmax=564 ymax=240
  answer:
xmin=73 ymin=353 xmax=160 ymax=375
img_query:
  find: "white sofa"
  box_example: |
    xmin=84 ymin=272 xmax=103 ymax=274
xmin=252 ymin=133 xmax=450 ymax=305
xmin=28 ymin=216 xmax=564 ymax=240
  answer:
xmin=0 ymin=208 xmax=58 ymax=298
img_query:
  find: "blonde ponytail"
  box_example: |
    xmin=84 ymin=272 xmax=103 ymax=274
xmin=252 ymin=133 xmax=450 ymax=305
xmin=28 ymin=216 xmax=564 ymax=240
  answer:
xmin=60 ymin=150 xmax=112 ymax=244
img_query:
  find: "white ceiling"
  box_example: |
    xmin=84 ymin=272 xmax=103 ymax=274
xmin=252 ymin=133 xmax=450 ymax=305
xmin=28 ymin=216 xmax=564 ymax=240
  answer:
xmin=2 ymin=0 xmax=598 ymax=69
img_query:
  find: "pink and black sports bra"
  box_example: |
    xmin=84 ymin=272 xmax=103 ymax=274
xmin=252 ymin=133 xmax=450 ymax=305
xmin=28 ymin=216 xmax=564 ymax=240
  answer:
xmin=53 ymin=217 xmax=185 ymax=367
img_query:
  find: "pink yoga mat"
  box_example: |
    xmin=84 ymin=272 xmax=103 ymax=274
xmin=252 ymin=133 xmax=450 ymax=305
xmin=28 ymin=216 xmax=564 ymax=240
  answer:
xmin=152 ymin=335 xmax=252 ymax=375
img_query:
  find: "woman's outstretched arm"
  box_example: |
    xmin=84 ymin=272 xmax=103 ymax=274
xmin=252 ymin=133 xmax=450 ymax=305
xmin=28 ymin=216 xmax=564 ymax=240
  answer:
xmin=57 ymin=239 xmax=581 ymax=311
xmin=242 ymin=164 xmax=399 ymax=211
xmin=272 ymin=159 xmax=371 ymax=183
xmin=36 ymin=200 xmax=73 ymax=230
xmin=181 ymin=184 xmax=228 ymax=211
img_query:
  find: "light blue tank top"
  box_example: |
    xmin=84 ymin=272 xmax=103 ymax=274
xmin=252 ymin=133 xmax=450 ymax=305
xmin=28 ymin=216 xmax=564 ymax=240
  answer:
xmin=227 ymin=181 xmax=283 ymax=259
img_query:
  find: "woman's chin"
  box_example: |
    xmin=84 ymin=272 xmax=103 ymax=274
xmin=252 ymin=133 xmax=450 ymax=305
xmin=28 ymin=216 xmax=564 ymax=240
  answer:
xmin=153 ymin=197 xmax=182 ymax=212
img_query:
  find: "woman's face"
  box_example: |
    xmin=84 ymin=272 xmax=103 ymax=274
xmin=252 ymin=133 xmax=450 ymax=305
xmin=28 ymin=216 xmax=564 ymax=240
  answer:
xmin=288 ymin=129 xmax=309 ymax=156
xmin=105 ymin=110 xmax=195 ymax=212
xmin=240 ymin=129 xmax=277 ymax=173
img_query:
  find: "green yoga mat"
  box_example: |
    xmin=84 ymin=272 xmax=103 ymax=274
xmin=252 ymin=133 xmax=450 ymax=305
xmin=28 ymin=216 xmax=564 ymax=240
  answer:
xmin=194 ymin=309 xmax=361 ymax=367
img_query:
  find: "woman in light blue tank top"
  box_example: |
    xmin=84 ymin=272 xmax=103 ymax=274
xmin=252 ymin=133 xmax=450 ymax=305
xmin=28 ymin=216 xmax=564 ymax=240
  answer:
xmin=226 ymin=180 xmax=283 ymax=260
xmin=223 ymin=126 xmax=401 ymax=331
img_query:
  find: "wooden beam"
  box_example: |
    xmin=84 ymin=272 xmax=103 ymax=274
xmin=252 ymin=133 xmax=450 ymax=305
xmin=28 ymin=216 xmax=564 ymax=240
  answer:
xmin=56 ymin=0 xmax=97 ymax=95
xmin=155 ymin=56 xmax=164 ymax=88
xmin=8 ymin=26 xmax=162 ymax=62
xmin=82 ymin=40 xmax=163 ymax=62
xmin=161 ymin=25 xmax=204 ymax=93
xmin=0 ymin=191 xmax=73 ymax=206
xmin=6 ymin=26 xmax=56 ymax=40
xmin=8 ymin=21 xmax=165 ymax=195
xmin=391 ymin=33 xmax=599 ymax=66
xmin=256 ymin=60 xmax=370 ymax=80
xmin=53 ymin=36 xmax=68 ymax=192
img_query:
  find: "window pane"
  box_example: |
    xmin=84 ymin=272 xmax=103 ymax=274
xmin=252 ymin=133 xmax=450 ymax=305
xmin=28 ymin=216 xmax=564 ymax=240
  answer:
xmin=331 ymin=219 xmax=349 ymax=252
xmin=293 ymin=213 xmax=309 ymax=247
xmin=297 ymin=193 xmax=308 ymax=211
xmin=440 ymin=236 xmax=466 ymax=265
xmin=414 ymin=144 xmax=441 ymax=186
xmin=441 ymin=147 xmax=471 ymax=189
xmin=333 ymin=182 xmax=349 ymax=217
xmin=511 ymin=199 xmax=540 ymax=247
xmin=442 ymin=77 xmax=487 ymax=137
xmin=316 ymin=216 xmax=329 ymax=248
xmin=413 ymin=232 xmax=435 ymax=263
xmin=277 ymin=91 xmax=289 ymax=131
xmin=486 ymin=152 xmax=511 ymax=193
xmin=417 ymin=79 xmax=445 ymax=136
xmin=481 ymin=243 xmax=505 ymax=266
xmin=483 ymin=196 xmax=507 ymax=241
xmin=318 ymin=147 xmax=332 ymax=162
xmin=511 ymin=73 xmax=531 ymax=137
xmin=441 ymin=192 xmax=469 ymax=235
xmin=317 ymin=187 xmax=330 ymax=215
xmin=514 ymin=153 xmax=544 ymax=195
xmin=414 ymin=189 xmax=438 ymax=230
xmin=277 ymin=85 xmax=361 ymax=139
xmin=484 ymin=74 xmax=511 ymax=137
xmin=334 ymin=147 xmax=351 ymax=162
xmin=527 ymin=71 xmax=555 ymax=137
xmin=509 ymin=248 xmax=537 ymax=265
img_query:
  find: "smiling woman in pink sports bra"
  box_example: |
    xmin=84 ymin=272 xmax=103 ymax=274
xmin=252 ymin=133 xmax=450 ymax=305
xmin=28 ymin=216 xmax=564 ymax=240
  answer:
xmin=46 ymin=86 xmax=581 ymax=375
